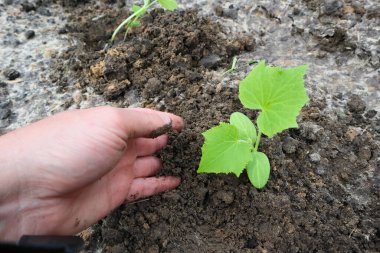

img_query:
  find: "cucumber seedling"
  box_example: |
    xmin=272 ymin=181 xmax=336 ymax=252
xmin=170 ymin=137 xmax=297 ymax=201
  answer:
xmin=111 ymin=0 xmax=178 ymax=42
xmin=197 ymin=61 xmax=309 ymax=189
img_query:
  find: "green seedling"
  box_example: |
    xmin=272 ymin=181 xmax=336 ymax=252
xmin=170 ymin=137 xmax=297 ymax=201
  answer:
xmin=111 ymin=0 xmax=177 ymax=42
xmin=223 ymin=56 xmax=238 ymax=76
xmin=197 ymin=61 xmax=309 ymax=189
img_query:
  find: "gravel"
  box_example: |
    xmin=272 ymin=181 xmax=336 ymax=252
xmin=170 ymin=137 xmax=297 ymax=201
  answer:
xmin=310 ymin=153 xmax=322 ymax=163
xmin=365 ymin=109 xmax=377 ymax=119
xmin=25 ymin=30 xmax=36 ymax=39
xmin=282 ymin=136 xmax=299 ymax=154
xmin=3 ymin=69 xmax=21 ymax=80
xmin=0 ymin=109 xmax=11 ymax=120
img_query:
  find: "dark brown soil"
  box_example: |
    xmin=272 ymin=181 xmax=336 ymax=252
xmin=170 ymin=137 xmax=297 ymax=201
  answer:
xmin=53 ymin=3 xmax=379 ymax=253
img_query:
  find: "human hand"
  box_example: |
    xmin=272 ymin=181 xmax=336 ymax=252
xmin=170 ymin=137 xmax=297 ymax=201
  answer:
xmin=0 ymin=106 xmax=184 ymax=241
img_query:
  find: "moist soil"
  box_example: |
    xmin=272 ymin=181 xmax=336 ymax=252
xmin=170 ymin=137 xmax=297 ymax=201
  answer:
xmin=49 ymin=2 xmax=380 ymax=253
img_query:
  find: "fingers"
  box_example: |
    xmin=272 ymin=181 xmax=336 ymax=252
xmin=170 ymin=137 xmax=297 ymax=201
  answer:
xmin=63 ymin=162 xmax=179 ymax=234
xmin=132 ymin=134 xmax=168 ymax=157
xmin=57 ymin=166 xmax=135 ymax=235
xmin=133 ymin=156 xmax=162 ymax=178
xmin=115 ymin=107 xmax=184 ymax=139
xmin=126 ymin=176 xmax=181 ymax=202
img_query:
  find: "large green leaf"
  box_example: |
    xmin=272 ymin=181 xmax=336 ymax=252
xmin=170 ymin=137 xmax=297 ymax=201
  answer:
xmin=198 ymin=123 xmax=252 ymax=176
xmin=247 ymin=152 xmax=270 ymax=189
xmin=230 ymin=112 xmax=256 ymax=143
xmin=239 ymin=61 xmax=309 ymax=137
xmin=158 ymin=0 xmax=177 ymax=11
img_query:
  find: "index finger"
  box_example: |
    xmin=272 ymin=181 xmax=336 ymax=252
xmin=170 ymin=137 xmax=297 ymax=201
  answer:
xmin=116 ymin=107 xmax=184 ymax=139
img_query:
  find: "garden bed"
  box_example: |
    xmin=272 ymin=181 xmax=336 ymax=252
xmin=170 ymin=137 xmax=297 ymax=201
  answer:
xmin=1 ymin=0 xmax=379 ymax=252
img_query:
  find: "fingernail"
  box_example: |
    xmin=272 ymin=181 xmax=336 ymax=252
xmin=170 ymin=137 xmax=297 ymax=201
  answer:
xmin=174 ymin=177 xmax=181 ymax=184
xmin=159 ymin=114 xmax=172 ymax=125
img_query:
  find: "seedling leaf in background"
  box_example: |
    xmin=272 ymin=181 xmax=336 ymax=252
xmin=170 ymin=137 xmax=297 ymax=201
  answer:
xmin=198 ymin=123 xmax=252 ymax=177
xmin=112 ymin=0 xmax=178 ymax=42
xmin=158 ymin=0 xmax=178 ymax=11
xmin=230 ymin=112 xmax=256 ymax=143
xmin=246 ymin=152 xmax=270 ymax=189
xmin=129 ymin=21 xmax=142 ymax=27
xmin=132 ymin=4 xmax=144 ymax=16
xmin=239 ymin=61 xmax=309 ymax=137
xmin=223 ymin=56 xmax=238 ymax=76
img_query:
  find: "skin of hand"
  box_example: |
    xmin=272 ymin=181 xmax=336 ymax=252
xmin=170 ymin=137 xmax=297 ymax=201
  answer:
xmin=0 ymin=106 xmax=184 ymax=241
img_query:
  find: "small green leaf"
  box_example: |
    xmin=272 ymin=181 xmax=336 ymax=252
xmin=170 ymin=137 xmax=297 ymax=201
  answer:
xmin=247 ymin=152 xmax=270 ymax=189
xmin=132 ymin=4 xmax=141 ymax=13
xmin=129 ymin=20 xmax=141 ymax=27
xmin=132 ymin=4 xmax=146 ymax=17
xmin=230 ymin=112 xmax=256 ymax=143
xmin=198 ymin=123 xmax=252 ymax=177
xmin=239 ymin=61 xmax=309 ymax=137
xmin=158 ymin=0 xmax=177 ymax=11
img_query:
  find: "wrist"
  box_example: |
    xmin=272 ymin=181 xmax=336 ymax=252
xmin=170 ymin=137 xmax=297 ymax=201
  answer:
xmin=0 ymin=132 xmax=23 ymax=241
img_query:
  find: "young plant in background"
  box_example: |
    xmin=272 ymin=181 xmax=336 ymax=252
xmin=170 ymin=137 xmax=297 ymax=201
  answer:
xmin=111 ymin=0 xmax=177 ymax=42
xmin=223 ymin=56 xmax=238 ymax=76
xmin=197 ymin=61 xmax=309 ymax=189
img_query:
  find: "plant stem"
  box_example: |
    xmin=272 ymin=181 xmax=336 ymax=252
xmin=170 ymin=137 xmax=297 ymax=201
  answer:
xmin=124 ymin=15 xmax=140 ymax=40
xmin=111 ymin=0 xmax=157 ymax=42
xmin=254 ymin=131 xmax=262 ymax=152
xmin=223 ymin=56 xmax=238 ymax=76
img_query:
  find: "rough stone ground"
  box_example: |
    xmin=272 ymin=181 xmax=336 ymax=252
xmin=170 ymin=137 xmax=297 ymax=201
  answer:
xmin=0 ymin=0 xmax=379 ymax=252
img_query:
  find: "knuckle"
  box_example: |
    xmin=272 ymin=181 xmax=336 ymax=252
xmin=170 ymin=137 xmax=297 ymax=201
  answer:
xmin=101 ymin=106 xmax=124 ymax=125
xmin=101 ymin=105 xmax=118 ymax=117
